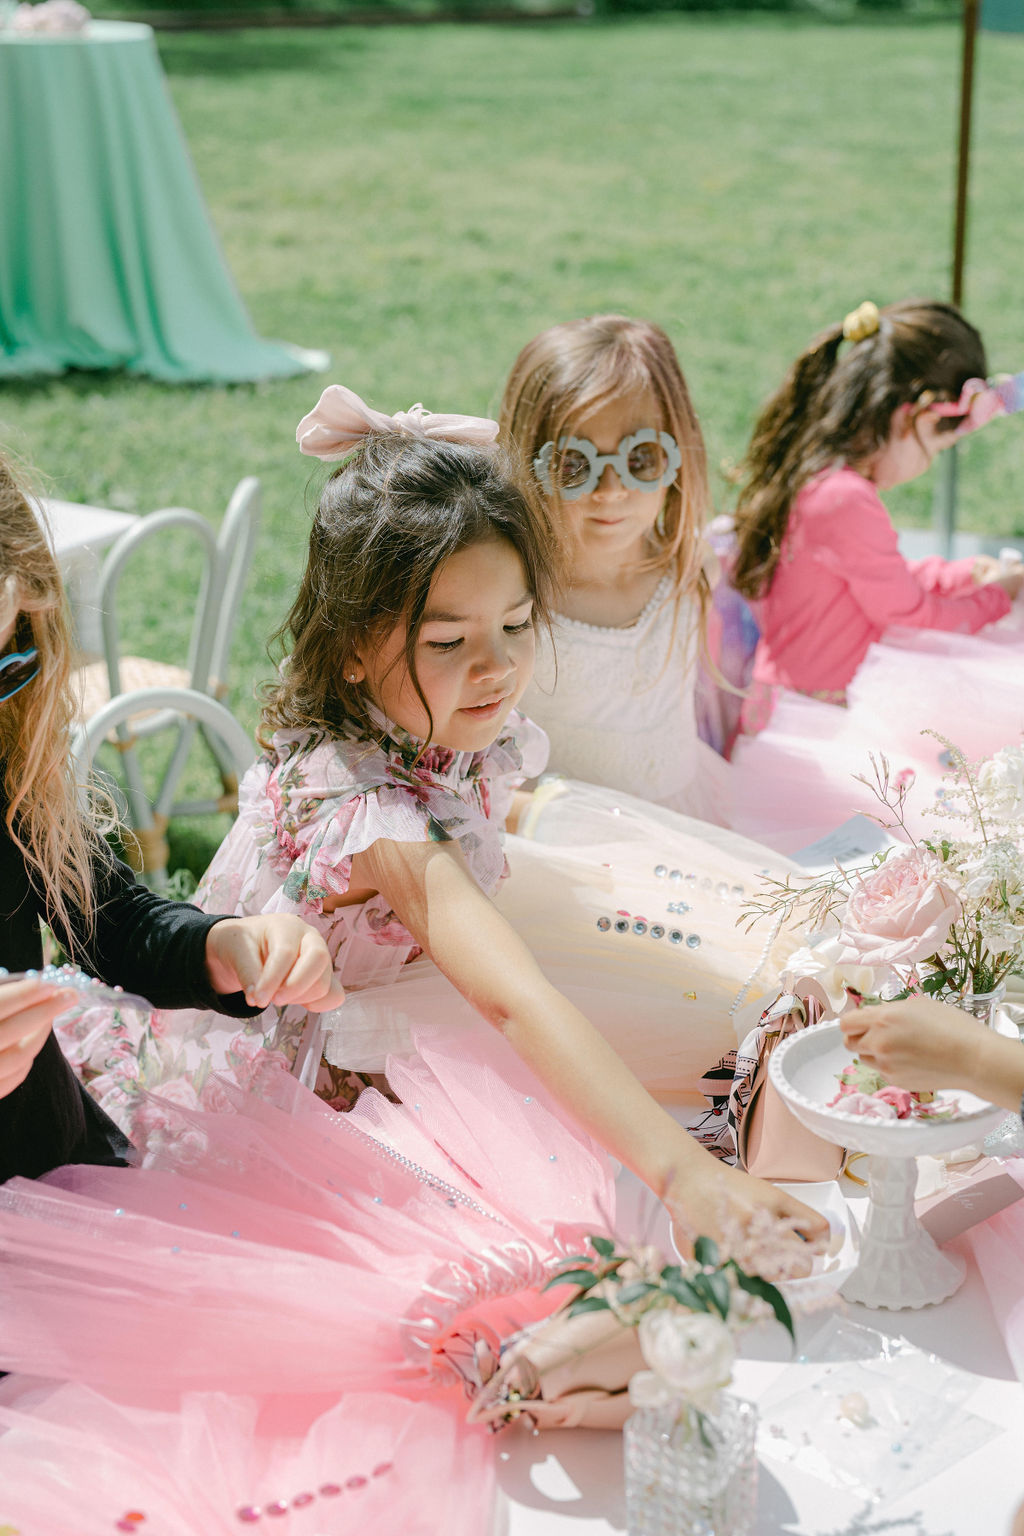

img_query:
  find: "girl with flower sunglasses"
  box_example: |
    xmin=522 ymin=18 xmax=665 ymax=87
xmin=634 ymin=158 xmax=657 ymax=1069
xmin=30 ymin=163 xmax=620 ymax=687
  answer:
xmin=0 ymin=452 xmax=342 ymax=1183
xmin=500 ymin=314 xmax=732 ymax=821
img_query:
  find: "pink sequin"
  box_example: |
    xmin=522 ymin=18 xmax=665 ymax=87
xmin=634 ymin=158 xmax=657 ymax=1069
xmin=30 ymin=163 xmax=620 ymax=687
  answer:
xmin=292 ymin=1492 xmax=315 ymax=1508
xmin=236 ymin=1507 xmax=261 ymax=1524
xmin=345 ymin=1475 xmax=368 ymax=1490
xmin=265 ymin=1502 xmax=289 ymax=1518
xmin=372 ymin=1462 xmax=394 ymax=1478
xmin=319 ymin=1484 xmax=342 ymax=1498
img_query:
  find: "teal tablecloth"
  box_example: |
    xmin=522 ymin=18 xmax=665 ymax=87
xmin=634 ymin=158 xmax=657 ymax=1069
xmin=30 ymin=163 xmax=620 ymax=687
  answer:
xmin=0 ymin=21 xmax=327 ymax=382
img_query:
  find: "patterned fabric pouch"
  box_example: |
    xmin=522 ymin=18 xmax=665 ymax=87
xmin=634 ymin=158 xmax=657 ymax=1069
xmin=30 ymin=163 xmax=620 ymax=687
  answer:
xmin=727 ymin=989 xmax=846 ymax=1182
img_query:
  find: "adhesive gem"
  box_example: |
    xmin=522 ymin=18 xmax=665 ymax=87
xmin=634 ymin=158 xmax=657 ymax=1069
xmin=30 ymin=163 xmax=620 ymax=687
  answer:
xmin=292 ymin=1493 xmax=315 ymax=1508
xmin=231 ymin=1229 xmax=241 ymax=1238
xmin=265 ymin=1502 xmax=289 ymax=1518
xmin=372 ymin=1463 xmax=394 ymax=1478
xmin=668 ymin=930 xmax=683 ymax=945
xmin=596 ymin=916 xmax=611 ymax=932
xmin=236 ymin=1507 xmax=261 ymax=1524
xmin=686 ymin=933 xmax=701 ymax=949
xmin=654 ymin=864 xmax=668 ymax=879
xmin=715 ymin=882 xmax=730 ymax=900
xmin=319 ymin=1484 xmax=343 ymax=1498
xmin=170 ymin=1245 xmax=181 ymax=1254
xmin=549 ymin=1154 xmax=558 ymax=1162
xmin=114 ymin=1208 xmax=125 ymax=1216
xmin=650 ymin=925 xmax=665 ymax=940
xmin=373 ymin=1196 xmax=382 ymax=1204
xmin=613 ymin=919 xmax=629 ymax=934
xmin=524 ymin=1096 xmax=533 ymax=1103
xmin=632 ymin=920 xmax=647 ymax=936
xmin=684 ymin=991 xmax=697 ymax=1001
xmin=123 ymin=1516 xmax=145 ymax=1526
xmin=346 ymin=1476 xmax=369 ymax=1490
xmin=178 ymin=1202 xmax=188 ymax=1211
xmin=669 ymin=869 xmax=682 ymax=883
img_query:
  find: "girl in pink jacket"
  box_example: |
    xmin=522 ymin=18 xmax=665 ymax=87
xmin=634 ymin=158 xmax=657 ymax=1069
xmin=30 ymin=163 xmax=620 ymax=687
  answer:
xmin=724 ymin=299 xmax=1024 ymax=854
xmin=731 ymin=298 xmax=1021 ymax=729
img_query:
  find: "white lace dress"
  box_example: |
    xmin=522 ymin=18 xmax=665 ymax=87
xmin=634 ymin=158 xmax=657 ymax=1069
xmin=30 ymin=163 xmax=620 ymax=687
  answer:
xmin=521 ymin=576 xmax=731 ymax=824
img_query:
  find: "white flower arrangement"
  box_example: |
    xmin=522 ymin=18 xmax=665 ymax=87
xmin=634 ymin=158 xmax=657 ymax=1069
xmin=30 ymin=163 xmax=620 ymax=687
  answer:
xmin=743 ymin=738 xmax=1024 ymax=1005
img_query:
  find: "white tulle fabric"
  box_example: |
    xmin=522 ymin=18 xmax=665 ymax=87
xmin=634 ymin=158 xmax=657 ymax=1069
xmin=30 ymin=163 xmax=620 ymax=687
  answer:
xmin=334 ymin=780 xmax=804 ymax=1097
xmin=521 ymin=577 xmax=732 ymax=825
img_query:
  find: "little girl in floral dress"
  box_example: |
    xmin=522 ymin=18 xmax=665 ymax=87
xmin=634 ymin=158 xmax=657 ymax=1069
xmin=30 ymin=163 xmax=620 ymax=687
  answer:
xmin=59 ymin=384 xmax=821 ymax=1255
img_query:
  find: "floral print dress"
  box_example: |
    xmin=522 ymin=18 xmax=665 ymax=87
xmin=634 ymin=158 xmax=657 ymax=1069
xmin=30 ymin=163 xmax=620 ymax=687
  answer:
xmin=57 ymin=709 xmax=548 ymax=1137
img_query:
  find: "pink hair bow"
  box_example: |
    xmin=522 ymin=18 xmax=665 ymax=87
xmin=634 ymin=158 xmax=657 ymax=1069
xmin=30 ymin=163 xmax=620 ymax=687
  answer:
xmin=929 ymin=370 xmax=1024 ymax=438
xmin=296 ymin=384 xmax=499 ymax=461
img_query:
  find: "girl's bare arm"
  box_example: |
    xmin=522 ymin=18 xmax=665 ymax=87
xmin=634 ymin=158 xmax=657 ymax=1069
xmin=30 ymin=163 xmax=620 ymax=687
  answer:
xmin=351 ymin=838 xmax=828 ymax=1260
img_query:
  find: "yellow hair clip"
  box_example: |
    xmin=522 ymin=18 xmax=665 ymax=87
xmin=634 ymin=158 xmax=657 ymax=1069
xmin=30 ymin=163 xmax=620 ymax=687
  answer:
xmin=842 ymin=301 xmax=880 ymax=344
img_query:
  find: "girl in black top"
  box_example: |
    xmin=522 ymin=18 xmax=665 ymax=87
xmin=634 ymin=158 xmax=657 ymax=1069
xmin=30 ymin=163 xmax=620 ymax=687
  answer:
xmin=0 ymin=450 xmax=342 ymax=1183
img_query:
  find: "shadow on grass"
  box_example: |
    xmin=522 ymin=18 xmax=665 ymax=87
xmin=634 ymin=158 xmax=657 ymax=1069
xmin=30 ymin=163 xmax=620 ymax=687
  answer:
xmin=157 ymin=29 xmax=370 ymax=72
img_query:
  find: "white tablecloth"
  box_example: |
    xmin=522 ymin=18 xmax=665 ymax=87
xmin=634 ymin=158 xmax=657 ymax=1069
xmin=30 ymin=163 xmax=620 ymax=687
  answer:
xmin=499 ymin=1164 xmax=1024 ymax=1536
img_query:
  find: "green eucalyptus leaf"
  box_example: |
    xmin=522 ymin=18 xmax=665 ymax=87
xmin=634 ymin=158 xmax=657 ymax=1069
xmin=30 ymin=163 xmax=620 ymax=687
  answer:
xmin=663 ymin=1278 xmax=708 ymax=1312
xmin=590 ymin=1235 xmax=616 ymax=1259
xmin=543 ymin=1269 xmax=600 ymax=1292
xmin=693 ymin=1236 xmax=720 ymax=1269
xmin=733 ymin=1270 xmax=794 ymax=1340
xmin=567 ymin=1295 xmax=613 ymax=1317
xmin=617 ymin=1280 xmax=659 ymax=1305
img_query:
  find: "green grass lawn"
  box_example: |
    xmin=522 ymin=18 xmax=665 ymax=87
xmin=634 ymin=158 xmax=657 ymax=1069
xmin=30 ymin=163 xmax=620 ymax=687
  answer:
xmin=3 ymin=15 xmax=1022 ymax=871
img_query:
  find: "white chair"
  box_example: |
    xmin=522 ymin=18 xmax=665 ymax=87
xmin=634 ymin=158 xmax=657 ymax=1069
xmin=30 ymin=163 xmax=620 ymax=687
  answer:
xmin=71 ymin=688 xmax=257 ymax=889
xmin=73 ymin=478 xmax=261 ymax=881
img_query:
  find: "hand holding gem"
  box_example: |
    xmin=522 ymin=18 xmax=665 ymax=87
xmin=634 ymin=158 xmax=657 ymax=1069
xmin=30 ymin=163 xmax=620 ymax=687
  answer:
xmin=0 ymin=978 xmax=69 ymax=1099
xmin=841 ymin=996 xmax=1024 ymax=1114
xmin=204 ymin=915 xmax=345 ymax=1013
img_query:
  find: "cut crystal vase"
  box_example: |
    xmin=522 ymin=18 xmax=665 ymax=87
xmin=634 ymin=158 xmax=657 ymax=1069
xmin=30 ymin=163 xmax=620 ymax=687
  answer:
xmin=623 ymin=1392 xmax=757 ymax=1536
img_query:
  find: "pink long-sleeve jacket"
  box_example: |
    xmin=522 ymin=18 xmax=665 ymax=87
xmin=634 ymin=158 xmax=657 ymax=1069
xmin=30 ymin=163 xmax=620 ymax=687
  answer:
xmin=750 ymin=467 xmax=1010 ymax=697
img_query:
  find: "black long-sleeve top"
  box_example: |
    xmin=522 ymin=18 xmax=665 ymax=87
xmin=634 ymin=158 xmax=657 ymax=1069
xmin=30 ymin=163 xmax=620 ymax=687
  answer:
xmin=1 ymin=805 xmax=254 ymax=1182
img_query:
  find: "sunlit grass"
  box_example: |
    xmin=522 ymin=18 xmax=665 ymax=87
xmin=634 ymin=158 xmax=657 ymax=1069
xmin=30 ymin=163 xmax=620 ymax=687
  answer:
xmin=3 ymin=16 xmax=1022 ymax=870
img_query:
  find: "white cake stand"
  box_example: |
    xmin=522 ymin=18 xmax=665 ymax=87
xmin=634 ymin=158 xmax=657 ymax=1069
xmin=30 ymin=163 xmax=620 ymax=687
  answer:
xmin=769 ymin=1022 xmax=1005 ymax=1310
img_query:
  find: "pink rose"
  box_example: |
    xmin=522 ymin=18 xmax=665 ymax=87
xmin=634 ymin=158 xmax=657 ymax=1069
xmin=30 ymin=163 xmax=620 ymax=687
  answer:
xmin=828 ymin=1090 xmax=898 ymax=1119
xmin=838 ymin=849 xmax=961 ymax=968
xmin=875 ymin=1085 xmax=914 ymax=1118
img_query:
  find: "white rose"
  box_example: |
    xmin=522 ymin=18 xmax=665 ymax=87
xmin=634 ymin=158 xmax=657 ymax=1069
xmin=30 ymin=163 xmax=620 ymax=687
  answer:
xmin=977 ymin=748 xmax=1024 ymax=810
xmin=635 ymin=1310 xmax=735 ymax=1410
xmin=781 ymin=936 xmax=881 ymax=1016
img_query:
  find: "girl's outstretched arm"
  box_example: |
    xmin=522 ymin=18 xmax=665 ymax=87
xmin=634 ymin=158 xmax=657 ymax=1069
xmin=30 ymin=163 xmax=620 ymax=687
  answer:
xmin=352 ymin=838 xmax=828 ymax=1268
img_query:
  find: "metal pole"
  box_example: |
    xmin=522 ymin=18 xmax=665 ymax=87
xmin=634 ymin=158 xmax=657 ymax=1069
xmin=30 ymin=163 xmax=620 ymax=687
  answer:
xmin=933 ymin=0 xmax=979 ymax=556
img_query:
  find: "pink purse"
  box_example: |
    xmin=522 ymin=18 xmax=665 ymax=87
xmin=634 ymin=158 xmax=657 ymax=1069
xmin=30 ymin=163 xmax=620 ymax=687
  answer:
xmin=728 ymin=989 xmax=846 ymax=1183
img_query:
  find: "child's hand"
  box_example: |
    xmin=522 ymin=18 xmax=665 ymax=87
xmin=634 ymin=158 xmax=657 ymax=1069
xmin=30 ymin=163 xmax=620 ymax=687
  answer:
xmin=666 ymin=1161 xmax=829 ymax=1280
xmin=839 ymin=997 xmax=976 ymax=1090
xmin=0 ymin=979 xmax=69 ymax=1099
xmin=205 ymin=916 xmax=345 ymax=1013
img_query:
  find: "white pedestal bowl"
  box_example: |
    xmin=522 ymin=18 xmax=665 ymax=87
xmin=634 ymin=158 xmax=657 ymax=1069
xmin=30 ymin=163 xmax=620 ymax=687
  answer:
xmin=769 ymin=1022 xmax=1005 ymax=1310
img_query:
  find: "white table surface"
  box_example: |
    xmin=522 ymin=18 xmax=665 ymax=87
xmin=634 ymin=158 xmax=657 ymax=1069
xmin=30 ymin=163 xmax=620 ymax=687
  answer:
xmin=38 ymin=497 xmax=139 ymax=558
xmin=34 ymin=496 xmax=138 ymax=652
xmin=498 ymin=1161 xmax=1024 ymax=1536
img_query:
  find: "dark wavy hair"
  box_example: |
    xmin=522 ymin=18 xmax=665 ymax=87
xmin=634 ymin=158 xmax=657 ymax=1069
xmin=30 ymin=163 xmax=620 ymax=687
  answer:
xmin=261 ymin=431 xmax=558 ymax=748
xmin=731 ymin=299 xmax=987 ymax=600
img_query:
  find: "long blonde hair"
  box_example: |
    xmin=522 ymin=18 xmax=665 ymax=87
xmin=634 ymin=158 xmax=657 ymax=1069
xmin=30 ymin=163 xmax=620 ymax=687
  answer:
xmin=499 ymin=314 xmax=711 ymax=614
xmin=0 ymin=452 xmax=109 ymax=947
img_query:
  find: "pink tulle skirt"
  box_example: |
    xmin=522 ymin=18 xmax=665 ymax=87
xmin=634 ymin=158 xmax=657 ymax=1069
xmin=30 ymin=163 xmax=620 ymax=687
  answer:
xmin=0 ymin=1026 xmax=613 ymax=1532
xmin=732 ymin=621 xmax=1024 ymax=855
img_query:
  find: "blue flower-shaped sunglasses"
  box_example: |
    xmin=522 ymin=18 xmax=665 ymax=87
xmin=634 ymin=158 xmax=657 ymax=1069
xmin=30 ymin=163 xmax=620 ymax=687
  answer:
xmin=533 ymin=429 xmax=682 ymax=501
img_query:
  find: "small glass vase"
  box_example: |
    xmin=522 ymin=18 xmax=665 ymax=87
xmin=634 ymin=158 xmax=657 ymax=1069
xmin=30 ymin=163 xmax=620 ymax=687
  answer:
xmin=623 ymin=1392 xmax=757 ymax=1536
xmin=956 ymin=981 xmax=1006 ymax=1030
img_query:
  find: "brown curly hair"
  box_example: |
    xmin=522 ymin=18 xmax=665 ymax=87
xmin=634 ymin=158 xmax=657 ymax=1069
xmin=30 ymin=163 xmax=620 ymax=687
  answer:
xmin=260 ymin=431 xmax=558 ymax=749
xmin=731 ymin=299 xmax=986 ymax=601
